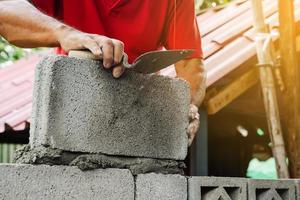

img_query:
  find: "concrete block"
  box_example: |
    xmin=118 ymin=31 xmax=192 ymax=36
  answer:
xmin=135 ymin=173 xmax=187 ymax=200
xmin=30 ymin=56 xmax=189 ymax=160
xmin=248 ymin=179 xmax=296 ymax=200
xmin=294 ymin=180 xmax=300 ymax=200
xmin=0 ymin=164 xmax=134 ymax=200
xmin=188 ymin=176 xmax=247 ymax=200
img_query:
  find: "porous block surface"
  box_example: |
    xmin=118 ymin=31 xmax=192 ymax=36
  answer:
xmin=30 ymin=56 xmax=189 ymax=160
xmin=135 ymin=173 xmax=187 ymax=200
xmin=0 ymin=164 xmax=134 ymax=200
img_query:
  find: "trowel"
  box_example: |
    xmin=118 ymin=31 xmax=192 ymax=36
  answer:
xmin=69 ymin=49 xmax=194 ymax=74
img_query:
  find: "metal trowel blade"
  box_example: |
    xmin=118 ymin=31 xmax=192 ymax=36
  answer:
xmin=130 ymin=49 xmax=194 ymax=74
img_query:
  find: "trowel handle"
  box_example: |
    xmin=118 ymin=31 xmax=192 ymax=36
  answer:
xmin=68 ymin=50 xmax=104 ymax=60
xmin=69 ymin=49 xmax=131 ymax=68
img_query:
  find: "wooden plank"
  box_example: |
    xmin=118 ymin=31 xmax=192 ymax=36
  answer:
xmin=205 ymin=67 xmax=259 ymax=115
xmin=296 ymin=35 xmax=300 ymax=51
xmin=251 ymin=0 xmax=289 ymax=178
xmin=278 ymin=0 xmax=300 ymax=178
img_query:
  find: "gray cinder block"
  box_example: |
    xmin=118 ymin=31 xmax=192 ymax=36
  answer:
xmin=294 ymin=180 xmax=300 ymax=200
xmin=188 ymin=176 xmax=247 ymax=200
xmin=135 ymin=173 xmax=187 ymax=200
xmin=248 ymin=179 xmax=296 ymax=200
xmin=30 ymin=56 xmax=189 ymax=160
xmin=0 ymin=164 xmax=134 ymax=200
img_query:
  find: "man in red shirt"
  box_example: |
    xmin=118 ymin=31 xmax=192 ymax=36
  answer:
xmin=0 ymin=0 xmax=206 ymax=145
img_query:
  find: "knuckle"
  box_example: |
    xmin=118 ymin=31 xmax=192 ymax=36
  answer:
xmin=114 ymin=40 xmax=124 ymax=48
xmin=94 ymin=35 xmax=107 ymax=41
xmin=102 ymin=44 xmax=114 ymax=54
xmin=103 ymin=39 xmax=114 ymax=46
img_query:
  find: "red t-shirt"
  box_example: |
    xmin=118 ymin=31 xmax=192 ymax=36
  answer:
xmin=31 ymin=0 xmax=202 ymax=63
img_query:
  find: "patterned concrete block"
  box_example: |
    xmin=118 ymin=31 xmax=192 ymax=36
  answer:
xmin=188 ymin=176 xmax=247 ymax=200
xmin=248 ymin=179 xmax=296 ymax=200
xmin=294 ymin=180 xmax=300 ymax=200
xmin=0 ymin=164 xmax=134 ymax=200
xmin=30 ymin=56 xmax=189 ymax=160
xmin=136 ymin=173 xmax=187 ymax=200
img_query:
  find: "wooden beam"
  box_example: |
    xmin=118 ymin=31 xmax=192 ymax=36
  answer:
xmin=278 ymin=0 xmax=300 ymax=178
xmin=296 ymin=35 xmax=300 ymax=52
xmin=205 ymin=67 xmax=259 ymax=115
xmin=204 ymin=32 xmax=300 ymax=116
xmin=251 ymin=0 xmax=289 ymax=179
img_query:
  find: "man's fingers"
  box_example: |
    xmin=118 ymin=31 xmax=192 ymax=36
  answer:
xmin=91 ymin=35 xmax=124 ymax=68
xmin=101 ymin=39 xmax=114 ymax=69
xmin=187 ymin=104 xmax=200 ymax=146
xmin=112 ymin=39 xmax=124 ymax=64
xmin=188 ymin=119 xmax=200 ymax=136
xmin=83 ymin=39 xmax=102 ymax=57
xmin=187 ymin=118 xmax=200 ymax=146
xmin=83 ymin=35 xmax=125 ymax=77
xmin=189 ymin=104 xmax=199 ymax=120
xmin=112 ymin=65 xmax=125 ymax=78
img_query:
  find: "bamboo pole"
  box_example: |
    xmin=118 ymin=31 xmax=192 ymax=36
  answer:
xmin=250 ymin=0 xmax=289 ymax=178
xmin=278 ymin=0 xmax=300 ymax=178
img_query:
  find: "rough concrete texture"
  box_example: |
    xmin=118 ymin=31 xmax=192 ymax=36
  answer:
xmin=0 ymin=164 xmax=134 ymax=200
xmin=30 ymin=55 xmax=189 ymax=160
xmin=14 ymin=145 xmax=185 ymax=175
xmin=135 ymin=173 xmax=187 ymax=200
xmin=248 ymin=179 xmax=296 ymax=200
xmin=294 ymin=180 xmax=300 ymax=200
xmin=188 ymin=176 xmax=247 ymax=200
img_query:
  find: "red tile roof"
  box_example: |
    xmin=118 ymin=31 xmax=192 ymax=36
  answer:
xmin=161 ymin=0 xmax=300 ymax=86
xmin=0 ymin=55 xmax=40 ymax=133
xmin=1 ymin=0 xmax=300 ymax=133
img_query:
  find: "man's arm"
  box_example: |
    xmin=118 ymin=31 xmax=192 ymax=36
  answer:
xmin=0 ymin=0 xmax=125 ymax=78
xmin=175 ymin=58 xmax=206 ymax=107
xmin=175 ymin=58 xmax=206 ymax=145
xmin=0 ymin=0 xmax=60 ymax=48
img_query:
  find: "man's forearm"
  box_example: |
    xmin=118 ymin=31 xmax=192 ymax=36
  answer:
xmin=0 ymin=0 xmax=65 ymax=47
xmin=175 ymin=58 xmax=206 ymax=107
xmin=0 ymin=0 xmax=126 ymax=78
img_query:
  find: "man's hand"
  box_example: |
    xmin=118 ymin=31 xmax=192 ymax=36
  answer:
xmin=56 ymin=28 xmax=125 ymax=78
xmin=188 ymin=104 xmax=200 ymax=146
xmin=0 ymin=0 xmax=125 ymax=78
xmin=175 ymin=58 xmax=206 ymax=146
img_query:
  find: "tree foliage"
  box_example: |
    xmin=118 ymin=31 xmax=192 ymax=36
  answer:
xmin=0 ymin=37 xmax=25 ymax=65
xmin=199 ymin=0 xmax=234 ymax=9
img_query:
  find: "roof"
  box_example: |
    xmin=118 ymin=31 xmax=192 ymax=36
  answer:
xmin=0 ymin=54 xmax=41 ymax=133
xmin=162 ymin=0 xmax=300 ymax=86
xmin=1 ymin=0 xmax=300 ymax=133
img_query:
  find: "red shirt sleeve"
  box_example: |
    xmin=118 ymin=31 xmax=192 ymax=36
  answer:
xmin=163 ymin=0 xmax=203 ymax=59
xmin=30 ymin=0 xmax=58 ymax=18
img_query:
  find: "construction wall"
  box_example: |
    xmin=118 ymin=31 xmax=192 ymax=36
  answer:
xmin=0 ymin=164 xmax=299 ymax=200
xmin=1 ymin=55 xmax=297 ymax=200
